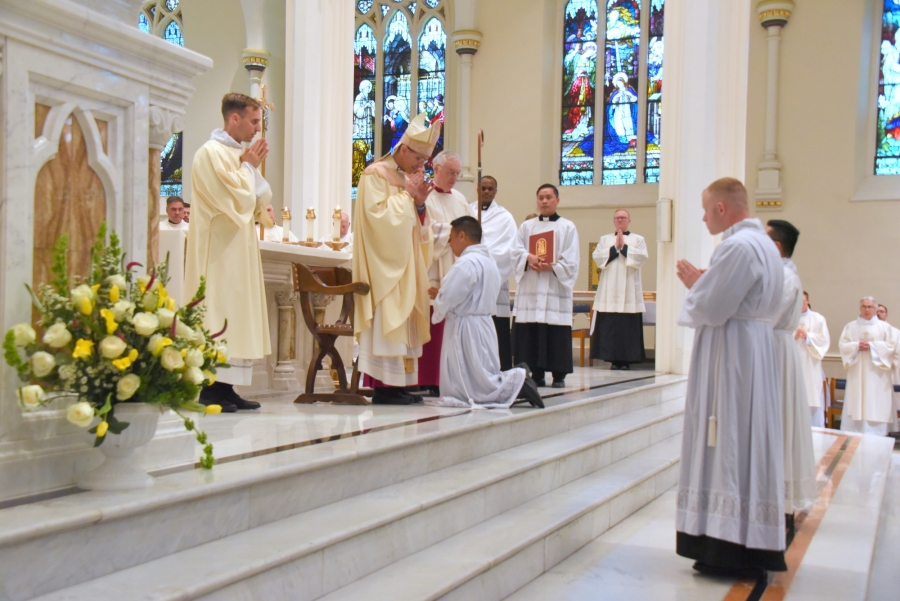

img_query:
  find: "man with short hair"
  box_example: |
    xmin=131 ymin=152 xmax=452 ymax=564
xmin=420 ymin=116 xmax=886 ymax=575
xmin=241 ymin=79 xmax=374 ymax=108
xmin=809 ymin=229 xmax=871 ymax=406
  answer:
xmin=675 ymin=177 xmax=786 ymax=579
xmin=320 ymin=211 xmax=353 ymax=248
xmin=590 ymin=209 xmax=648 ymax=370
xmin=419 ymin=150 xmax=469 ymax=395
xmin=262 ymin=204 xmax=299 ymax=243
xmin=512 ymin=184 xmax=580 ymax=389
xmin=185 ymin=92 xmax=275 ymax=412
xmin=430 ymin=216 xmax=542 ymax=409
xmin=839 ymin=297 xmax=897 ymax=435
xmin=160 ymin=196 xmax=189 ymax=231
xmin=795 ymin=292 xmax=830 ymax=428
xmin=469 ymin=175 xmax=517 ymax=371
xmin=183 ymin=202 xmax=191 ymax=223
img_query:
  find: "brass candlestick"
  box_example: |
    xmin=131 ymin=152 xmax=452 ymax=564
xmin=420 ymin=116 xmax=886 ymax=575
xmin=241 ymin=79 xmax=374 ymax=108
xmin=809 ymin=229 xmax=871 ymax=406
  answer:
xmin=281 ymin=207 xmax=292 ymax=243
xmin=298 ymin=207 xmax=321 ymax=247
xmin=325 ymin=205 xmax=348 ymax=251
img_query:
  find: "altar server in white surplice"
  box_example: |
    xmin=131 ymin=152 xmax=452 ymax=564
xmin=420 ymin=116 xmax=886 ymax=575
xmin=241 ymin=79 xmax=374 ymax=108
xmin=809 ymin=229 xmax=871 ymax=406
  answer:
xmin=876 ymin=304 xmax=900 ymax=431
xmin=675 ymin=178 xmax=786 ymax=579
xmin=469 ymin=176 xmax=518 ymax=371
xmin=429 ymin=216 xmax=542 ymax=409
xmin=159 ymin=196 xmax=189 ymax=231
xmin=766 ymin=220 xmax=817 ymax=516
xmin=186 ymin=93 xmax=275 ymax=412
xmin=512 ymin=184 xmax=580 ymax=389
xmin=795 ymin=292 xmax=830 ymax=428
xmin=839 ymin=297 xmax=898 ymax=435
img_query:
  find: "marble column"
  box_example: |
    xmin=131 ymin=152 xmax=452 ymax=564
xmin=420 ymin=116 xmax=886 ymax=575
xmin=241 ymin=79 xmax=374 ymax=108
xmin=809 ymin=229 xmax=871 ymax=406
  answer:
xmin=148 ymin=106 xmax=184 ymax=267
xmin=242 ymin=48 xmax=271 ymax=102
xmin=754 ymin=0 xmax=794 ymax=208
xmin=273 ymin=290 xmax=301 ymax=391
xmin=451 ymin=31 xmax=482 ymax=184
xmin=654 ymin=0 xmax=754 ymax=375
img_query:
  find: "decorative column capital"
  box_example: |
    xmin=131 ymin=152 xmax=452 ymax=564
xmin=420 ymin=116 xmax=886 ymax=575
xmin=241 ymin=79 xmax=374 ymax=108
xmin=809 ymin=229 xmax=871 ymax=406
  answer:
xmin=148 ymin=105 xmax=184 ymax=151
xmin=451 ymin=30 xmax=483 ymax=56
xmin=756 ymin=0 xmax=794 ymax=28
xmin=242 ymin=48 xmax=271 ymax=72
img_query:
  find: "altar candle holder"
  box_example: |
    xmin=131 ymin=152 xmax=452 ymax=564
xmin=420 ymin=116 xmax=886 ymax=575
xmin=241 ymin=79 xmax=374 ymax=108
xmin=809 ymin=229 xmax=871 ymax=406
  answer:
xmin=298 ymin=207 xmax=321 ymax=247
xmin=281 ymin=207 xmax=292 ymax=243
xmin=324 ymin=205 xmax=348 ymax=251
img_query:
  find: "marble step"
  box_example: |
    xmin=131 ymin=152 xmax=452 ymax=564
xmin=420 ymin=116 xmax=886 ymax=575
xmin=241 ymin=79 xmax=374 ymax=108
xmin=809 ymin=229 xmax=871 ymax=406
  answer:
xmin=316 ymin=434 xmax=683 ymax=601
xmin=20 ymin=396 xmax=684 ymax=601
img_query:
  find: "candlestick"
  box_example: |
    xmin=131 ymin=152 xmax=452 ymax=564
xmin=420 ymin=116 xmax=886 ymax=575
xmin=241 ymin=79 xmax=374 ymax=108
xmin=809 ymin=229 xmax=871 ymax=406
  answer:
xmin=298 ymin=207 xmax=321 ymax=247
xmin=282 ymin=207 xmax=292 ymax=243
xmin=332 ymin=205 xmax=342 ymax=242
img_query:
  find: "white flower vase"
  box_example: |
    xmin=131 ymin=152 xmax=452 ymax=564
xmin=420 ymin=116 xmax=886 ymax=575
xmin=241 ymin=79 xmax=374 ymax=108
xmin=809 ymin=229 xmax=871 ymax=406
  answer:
xmin=76 ymin=403 xmax=162 ymax=491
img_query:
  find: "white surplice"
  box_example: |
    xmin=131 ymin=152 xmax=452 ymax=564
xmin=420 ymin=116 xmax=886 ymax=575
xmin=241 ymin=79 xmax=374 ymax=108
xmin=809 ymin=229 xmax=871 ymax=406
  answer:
xmin=796 ymin=309 xmax=829 ymax=428
xmin=159 ymin=220 xmax=189 ymax=231
xmin=774 ymin=259 xmax=817 ymax=512
xmin=839 ymin=316 xmax=897 ymax=435
xmin=677 ymin=218 xmax=786 ymax=553
xmin=263 ymin=224 xmax=299 ymax=243
xmin=512 ymin=216 xmax=580 ymax=326
xmin=425 ymin=188 xmax=469 ymax=291
xmin=882 ymin=321 xmax=900 ymax=431
xmin=431 ymin=244 xmax=526 ymax=408
xmin=469 ymin=200 xmax=517 ymax=318
xmin=591 ymin=231 xmax=647 ymax=334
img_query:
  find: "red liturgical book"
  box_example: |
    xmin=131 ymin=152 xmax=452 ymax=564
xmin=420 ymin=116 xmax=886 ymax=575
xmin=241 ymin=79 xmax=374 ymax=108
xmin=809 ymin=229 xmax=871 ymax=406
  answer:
xmin=529 ymin=229 xmax=556 ymax=265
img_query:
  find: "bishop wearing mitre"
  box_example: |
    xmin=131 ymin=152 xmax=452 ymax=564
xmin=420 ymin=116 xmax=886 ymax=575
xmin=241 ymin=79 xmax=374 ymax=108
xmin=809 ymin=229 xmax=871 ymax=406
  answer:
xmin=186 ymin=93 xmax=275 ymax=412
xmin=353 ymin=113 xmax=438 ymax=405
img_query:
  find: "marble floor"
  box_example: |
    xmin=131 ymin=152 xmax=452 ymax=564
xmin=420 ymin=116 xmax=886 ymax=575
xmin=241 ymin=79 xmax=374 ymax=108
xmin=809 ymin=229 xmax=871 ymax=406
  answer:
xmin=504 ymin=430 xmax=896 ymax=601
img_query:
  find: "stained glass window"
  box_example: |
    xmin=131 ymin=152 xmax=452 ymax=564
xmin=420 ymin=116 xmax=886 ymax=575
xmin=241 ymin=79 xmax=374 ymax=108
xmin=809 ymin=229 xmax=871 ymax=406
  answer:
xmin=877 ymin=0 xmax=900 ymax=175
xmin=138 ymin=12 xmax=150 ymax=33
xmin=424 ymin=0 xmax=440 ymax=7
xmin=353 ymin=24 xmax=378 ymax=194
xmin=601 ymin=0 xmax=641 ymax=185
xmin=164 ymin=20 xmax=184 ymax=46
xmin=560 ymin=0 xmax=598 ymax=186
xmin=418 ymin=18 xmax=446 ymax=172
xmin=165 ymin=0 xmax=179 ymax=9
xmin=358 ymin=0 xmax=373 ymax=13
xmin=644 ymin=0 xmax=664 ymax=183
xmin=409 ymin=2 xmax=417 ymax=14
xmin=382 ymin=11 xmax=412 ymax=156
xmin=381 ymin=4 xmax=390 ymax=16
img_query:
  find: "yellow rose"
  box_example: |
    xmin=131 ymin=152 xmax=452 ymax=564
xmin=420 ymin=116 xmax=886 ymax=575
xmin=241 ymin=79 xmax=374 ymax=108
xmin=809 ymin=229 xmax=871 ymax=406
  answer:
xmin=99 ymin=336 xmax=128 ymax=359
xmin=148 ymin=335 xmax=173 ymax=357
xmin=66 ymin=401 xmax=95 ymax=428
xmin=128 ymin=349 xmax=138 ymax=362
xmin=157 ymin=285 xmax=169 ymax=309
xmin=12 ymin=323 xmax=36 ymax=347
xmin=72 ymin=339 xmax=94 ymax=360
xmin=96 ymin=421 xmax=109 ymax=438
xmin=116 ymin=373 xmax=141 ymax=400
xmin=160 ymin=347 xmax=185 ymax=371
xmin=111 ymin=357 xmax=132 ymax=371
xmin=108 ymin=285 xmax=120 ymax=303
xmin=205 ymin=404 xmax=222 ymax=415
xmin=70 ymin=284 xmax=94 ymax=308
xmin=43 ymin=323 xmax=72 ymax=348
xmin=133 ymin=312 xmax=160 ymax=336
xmin=30 ymin=351 xmax=56 ymax=377
xmin=79 ymin=297 xmax=93 ymax=316
xmin=16 ymin=385 xmax=44 ymax=411
xmin=99 ymin=308 xmax=118 ymax=335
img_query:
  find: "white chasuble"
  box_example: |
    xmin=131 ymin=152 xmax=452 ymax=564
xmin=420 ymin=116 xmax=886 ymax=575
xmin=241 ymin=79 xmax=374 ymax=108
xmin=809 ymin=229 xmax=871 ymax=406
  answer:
xmin=839 ymin=317 xmax=896 ymax=432
xmin=353 ymin=156 xmax=434 ymax=386
xmin=591 ymin=231 xmax=647 ymax=314
xmin=677 ymin=218 xmax=786 ymax=552
xmin=469 ymin=201 xmax=517 ymax=318
xmin=425 ymin=189 xmax=469 ymax=292
xmin=774 ymin=259 xmax=817 ymax=512
xmin=185 ymin=129 xmax=273 ymax=368
xmin=431 ymin=245 xmax=526 ymax=408
xmin=796 ymin=309 xmax=829 ymax=427
xmin=512 ymin=216 xmax=580 ymax=326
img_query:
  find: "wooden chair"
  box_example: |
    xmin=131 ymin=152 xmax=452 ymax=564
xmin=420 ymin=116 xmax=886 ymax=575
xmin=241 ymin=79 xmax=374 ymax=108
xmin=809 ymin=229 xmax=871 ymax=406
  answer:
xmin=571 ymin=306 xmax=593 ymax=368
xmin=292 ymin=263 xmax=370 ymax=405
xmin=826 ymin=377 xmax=845 ymax=429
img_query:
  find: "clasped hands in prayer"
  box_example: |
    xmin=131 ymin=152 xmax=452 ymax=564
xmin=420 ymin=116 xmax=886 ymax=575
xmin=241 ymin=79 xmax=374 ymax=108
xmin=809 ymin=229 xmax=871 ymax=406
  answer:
xmin=240 ymin=138 xmax=269 ymax=169
xmin=676 ymin=259 xmax=706 ymax=289
xmin=405 ymin=167 xmax=433 ymax=205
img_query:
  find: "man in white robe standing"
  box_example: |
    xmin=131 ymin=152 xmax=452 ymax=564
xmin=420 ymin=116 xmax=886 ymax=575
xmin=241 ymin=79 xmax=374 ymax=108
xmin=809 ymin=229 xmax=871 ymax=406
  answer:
xmin=159 ymin=196 xmax=189 ymax=231
xmin=430 ymin=216 xmax=542 ymax=409
xmin=590 ymin=209 xmax=648 ymax=370
xmin=675 ymin=178 xmax=786 ymax=578
xmin=876 ymin=304 xmax=900 ymax=431
xmin=512 ymin=184 xmax=580 ymax=388
xmin=419 ymin=150 xmax=469 ymax=395
xmin=766 ymin=219 xmax=818 ymax=529
xmin=839 ymin=297 xmax=897 ymax=435
xmin=186 ymin=93 xmax=274 ymax=412
xmin=469 ymin=175 xmax=517 ymax=371
xmin=795 ymin=292 xmax=830 ymax=428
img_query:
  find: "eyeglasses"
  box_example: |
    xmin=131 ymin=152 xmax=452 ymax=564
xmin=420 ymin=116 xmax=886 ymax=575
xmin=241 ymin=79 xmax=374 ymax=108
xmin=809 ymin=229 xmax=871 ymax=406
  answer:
xmin=614 ymin=216 xmax=629 ymax=220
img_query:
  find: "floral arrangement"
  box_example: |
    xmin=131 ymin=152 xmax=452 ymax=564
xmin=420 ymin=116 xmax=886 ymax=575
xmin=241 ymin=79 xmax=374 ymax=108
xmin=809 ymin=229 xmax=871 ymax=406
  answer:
xmin=3 ymin=224 xmax=227 ymax=468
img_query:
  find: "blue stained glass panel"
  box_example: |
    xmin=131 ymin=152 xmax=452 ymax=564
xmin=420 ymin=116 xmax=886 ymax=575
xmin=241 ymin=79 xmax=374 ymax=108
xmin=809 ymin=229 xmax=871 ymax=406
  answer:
xmin=876 ymin=0 xmax=900 ymax=175
xmin=357 ymin=0 xmax=373 ymax=13
xmin=409 ymin=2 xmax=416 ymax=14
xmin=382 ymin=11 xmax=412 ymax=155
xmin=560 ymin=0 xmax=598 ymax=186
xmin=164 ymin=20 xmax=184 ymax=46
xmin=353 ymin=24 xmax=378 ymax=195
xmin=424 ymin=0 xmax=440 ymax=7
xmin=601 ymin=0 xmax=640 ymax=185
xmin=418 ymin=17 xmax=446 ymax=172
xmin=138 ymin=12 xmax=150 ymax=33
xmin=165 ymin=0 xmax=179 ymax=10
xmin=644 ymin=0 xmax=664 ymax=183
xmin=381 ymin=4 xmax=390 ymax=16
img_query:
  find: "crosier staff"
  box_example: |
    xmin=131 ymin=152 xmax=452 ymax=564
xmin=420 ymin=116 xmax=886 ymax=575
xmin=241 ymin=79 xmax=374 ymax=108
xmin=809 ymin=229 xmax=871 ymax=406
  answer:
xmin=477 ymin=129 xmax=484 ymax=223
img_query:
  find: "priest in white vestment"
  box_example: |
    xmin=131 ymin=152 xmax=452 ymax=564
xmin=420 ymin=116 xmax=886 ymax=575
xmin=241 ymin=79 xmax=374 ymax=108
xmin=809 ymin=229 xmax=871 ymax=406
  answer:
xmin=795 ymin=292 xmax=830 ymax=428
xmin=766 ymin=219 xmax=817 ymax=517
xmin=185 ymin=93 xmax=274 ymax=412
xmin=159 ymin=196 xmax=189 ymax=231
xmin=430 ymin=216 xmax=541 ymax=409
xmin=876 ymin=303 xmax=900 ymax=431
xmin=675 ymin=178 xmax=786 ymax=577
xmin=512 ymin=184 xmax=580 ymax=388
xmin=261 ymin=204 xmax=299 ymax=243
xmin=419 ymin=151 xmax=469 ymax=394
xmin=839 ymin=297 xmax=897 ymax=435
xmin=353 ymin=113 xmax=438 ymax=405
xmin=469 ymin=175 xmax=517 ymax=370
xmin=590 ymin=209 xmax=647 ymax=370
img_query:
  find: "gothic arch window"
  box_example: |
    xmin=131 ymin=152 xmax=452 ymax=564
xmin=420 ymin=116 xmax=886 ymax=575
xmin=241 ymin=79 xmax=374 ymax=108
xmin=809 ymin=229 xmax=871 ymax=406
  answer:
xmin=354 ymin=0 xmax=447 ymax=196
xmin=139 ymin=0 xmax=185 ymax=196
xmin=876 ymin=0 xmax=900 ymax=175
xmin=560 ymin=0 xmax=665 ymax=186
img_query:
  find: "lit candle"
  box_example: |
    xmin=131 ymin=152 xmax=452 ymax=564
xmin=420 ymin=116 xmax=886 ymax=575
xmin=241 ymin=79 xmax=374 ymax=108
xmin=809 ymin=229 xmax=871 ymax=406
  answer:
xmin=281 ymin=207 xmax=291 ymax=243
xmin=332 ymin=206 xmax=342 ymax=242
xmin=305 ymin=208 xmax=316 ymax=242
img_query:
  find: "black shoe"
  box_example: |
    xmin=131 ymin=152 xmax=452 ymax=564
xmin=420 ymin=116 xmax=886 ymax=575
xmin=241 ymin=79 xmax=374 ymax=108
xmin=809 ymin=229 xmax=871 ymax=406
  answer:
xmin=199 ymin=384 xmax=238 ymax=413
xmin=533 ymin=377 xmax=547 ymax=387
xmin=220 ymin=384 xmax=261 ymax=410
xmin=514 ymin=362 xmax=532 ymax=379
xmin=610 ymin=363 xmax=622 ymax=370
xmin=619 ymin=364 xmax=631 ymax=371
xmin=692 ymin=561 xmax=767 ymax=581
xmin=373 ymin=387 xmax=419 ymax=405
xmin=551 ymin=379 xmax=566 ymax=388
xmin=517 ymin=376 xmax=544 ymax=408
xmin=420 ymin=386 xmax=440 ymax=397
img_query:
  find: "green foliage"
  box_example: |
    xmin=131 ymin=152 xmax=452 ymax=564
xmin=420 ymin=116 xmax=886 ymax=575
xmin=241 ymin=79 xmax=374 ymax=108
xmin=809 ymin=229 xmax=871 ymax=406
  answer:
xmin=3 ymin=331 xmax=30 ymax=380
xmin=50 ymin=235 xmax=70 ymax=296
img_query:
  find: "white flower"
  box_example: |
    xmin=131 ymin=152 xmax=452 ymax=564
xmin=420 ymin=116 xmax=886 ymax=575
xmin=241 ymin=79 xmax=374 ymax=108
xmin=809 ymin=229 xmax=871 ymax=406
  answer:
xmin=106 ymin=274 xmax=127 ymax=290
xmin=146 ymin=334 xmax=162 ymax=352
xmin=30 ymin=351 xmax=56 ymax=377
xmin=141 ymin=292 xmax=158 ymax=312
xmin=70 ymin=284 xmax=95 ymax=308
xmin=99 ymin=336 xmax=128 ymax=359
xmin=116 ymin=374 xmax=141 ymax=401
xmin=43 ymin=322 xmax=73 ymax=348
xmin=133 ymin=312 xmax=160 ymax=336
xmin=175 ymin=320 xmax=193 ymax=340
xmin=111 ymin=300 xmax=136 ymax=322
xmin=66 ymin=401 xmax=95 ymax=428
xmin=184 ymin=366 xmax=205 ymax=385
xmin=16 ymin=385 xmax=44 ymax=411
xmin=160 ymin=347 xmax=185 ymax=371
xmin=216 ymin=344 xmax=230 ymax=362
xmin=157 ymin=308 xmax=175 ymax=328
xmin=12 ymin=323 xmax=36 ymax=347
xmin=185 ymin=348 xmax=204 ymax=368
xmin=192 ymin=327 xmax=206 ymax=346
